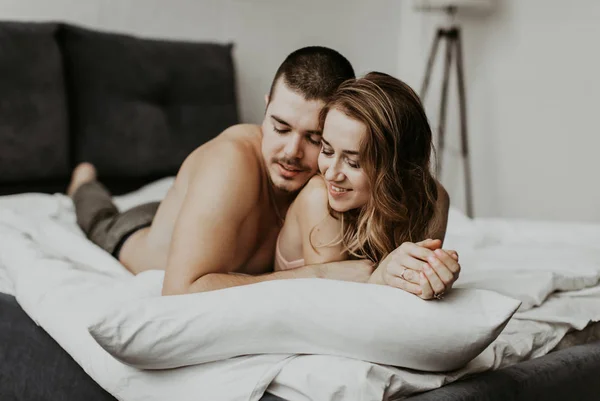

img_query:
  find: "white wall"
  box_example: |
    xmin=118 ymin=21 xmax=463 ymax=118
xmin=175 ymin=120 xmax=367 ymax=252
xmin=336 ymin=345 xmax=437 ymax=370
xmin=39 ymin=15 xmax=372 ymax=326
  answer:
xmin=398 ymin=0 xmax=600 ymax=222
xmin=2 ymin=0 xmax=599 ymax=222
xmin=0 ymin=0 xmax=401 ymax=125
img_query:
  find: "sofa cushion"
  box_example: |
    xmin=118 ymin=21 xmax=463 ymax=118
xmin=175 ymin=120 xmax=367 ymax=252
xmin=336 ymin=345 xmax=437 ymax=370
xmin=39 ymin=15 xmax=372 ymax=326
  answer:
xmin=60 ymin=25 xmax=238 ymax=178
xmin=0 ymin=22 xmax=69 ymax=183
xmin=0 ymin=292 xmax=117 ymax=401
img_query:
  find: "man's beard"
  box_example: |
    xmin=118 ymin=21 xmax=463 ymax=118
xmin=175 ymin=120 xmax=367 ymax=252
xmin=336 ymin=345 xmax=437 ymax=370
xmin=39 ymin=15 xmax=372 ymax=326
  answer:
xmin=270 ymin=158 xmax=308 ymax=195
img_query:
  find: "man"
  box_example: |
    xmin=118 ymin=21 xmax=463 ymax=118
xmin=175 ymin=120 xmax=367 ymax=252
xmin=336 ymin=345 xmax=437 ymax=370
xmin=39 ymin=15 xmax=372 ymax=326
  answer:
xmin=67 ymin=46 xmax=459 ymax=299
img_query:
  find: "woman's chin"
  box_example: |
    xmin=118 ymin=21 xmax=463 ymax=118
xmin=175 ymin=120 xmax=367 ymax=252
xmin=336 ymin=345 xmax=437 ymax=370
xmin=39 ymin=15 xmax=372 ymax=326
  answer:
xmin=329 ymin=199 xmax=360 ymax=213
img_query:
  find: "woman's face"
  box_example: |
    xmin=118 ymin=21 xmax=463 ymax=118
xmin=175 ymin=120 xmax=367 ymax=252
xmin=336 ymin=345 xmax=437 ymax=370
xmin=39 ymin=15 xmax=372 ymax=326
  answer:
xmin=318 ymin=108 xmax=371 ymax=212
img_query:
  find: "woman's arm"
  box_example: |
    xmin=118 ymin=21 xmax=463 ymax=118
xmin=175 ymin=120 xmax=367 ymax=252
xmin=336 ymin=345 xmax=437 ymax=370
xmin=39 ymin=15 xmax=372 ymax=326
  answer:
xmin=294 ymin=176 xmax=348 ymax=265
xmin=426 ymin=180 xmax=450 ymax=244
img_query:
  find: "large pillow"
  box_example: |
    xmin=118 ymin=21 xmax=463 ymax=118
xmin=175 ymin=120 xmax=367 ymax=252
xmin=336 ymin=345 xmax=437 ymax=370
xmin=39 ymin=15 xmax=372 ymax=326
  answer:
xmin=60 ymin=24 xmax=238 ymax=178
xmin=0 ymin=22 xmax=69 ymax=183
xmin=89 ymin=276 xmax=520 ymax=372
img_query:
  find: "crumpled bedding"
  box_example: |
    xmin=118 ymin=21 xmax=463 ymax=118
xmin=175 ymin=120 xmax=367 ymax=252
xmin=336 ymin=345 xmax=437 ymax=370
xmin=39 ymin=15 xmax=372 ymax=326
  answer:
xmin=0 ymin=178 xmax=599 ymax=401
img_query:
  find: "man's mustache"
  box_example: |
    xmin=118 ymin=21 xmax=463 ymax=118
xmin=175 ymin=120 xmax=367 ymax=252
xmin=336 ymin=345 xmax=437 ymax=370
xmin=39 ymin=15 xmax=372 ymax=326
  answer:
xmin=274 ymin=158 xmax=308 ymax=171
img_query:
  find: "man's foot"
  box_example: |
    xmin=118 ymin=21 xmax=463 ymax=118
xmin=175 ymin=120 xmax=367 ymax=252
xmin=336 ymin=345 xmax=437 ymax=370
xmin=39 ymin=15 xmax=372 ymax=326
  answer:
xmin=67 ymin=162 xmax=97 ymax=197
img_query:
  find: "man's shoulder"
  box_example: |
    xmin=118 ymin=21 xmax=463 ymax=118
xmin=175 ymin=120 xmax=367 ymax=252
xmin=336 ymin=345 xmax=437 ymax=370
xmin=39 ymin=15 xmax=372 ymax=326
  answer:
xmin=191 ymin=125 xmax=262 ymax=166
xmin=220 ymin=123 xmax=263 ymax=143
xmin=183 ymin=126 xmax=264 ymax=201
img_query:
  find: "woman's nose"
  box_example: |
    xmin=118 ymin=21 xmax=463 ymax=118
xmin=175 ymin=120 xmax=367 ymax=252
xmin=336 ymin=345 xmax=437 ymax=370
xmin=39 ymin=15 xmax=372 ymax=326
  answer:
xmin=324 ymin=160 xmax=343 ymax=181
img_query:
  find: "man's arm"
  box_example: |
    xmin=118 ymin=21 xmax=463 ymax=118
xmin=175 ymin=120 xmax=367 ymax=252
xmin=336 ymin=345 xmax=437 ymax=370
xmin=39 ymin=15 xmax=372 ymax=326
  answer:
xmin=161 ymin=140 xmax=252 ymax=295
xmin=160 ymin=141 xmax=358 ymax=296
xmin=188 ymin=259 xmax=373 ymax=293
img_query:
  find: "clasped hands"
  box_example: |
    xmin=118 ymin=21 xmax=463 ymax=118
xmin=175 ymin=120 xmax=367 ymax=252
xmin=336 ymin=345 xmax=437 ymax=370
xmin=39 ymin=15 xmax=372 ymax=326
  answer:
xmin=368 ymin=239 xmax=461 ymax=300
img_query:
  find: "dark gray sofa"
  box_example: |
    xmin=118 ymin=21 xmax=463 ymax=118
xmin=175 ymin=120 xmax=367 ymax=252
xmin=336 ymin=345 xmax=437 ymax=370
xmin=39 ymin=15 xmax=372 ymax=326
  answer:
xmin=2 ymin=291 xmax=600 ymax=401
xmin=0 ymin=20 xmax=237 ymax=196
xmin=1 ymin=20 xmax=600 ymax=401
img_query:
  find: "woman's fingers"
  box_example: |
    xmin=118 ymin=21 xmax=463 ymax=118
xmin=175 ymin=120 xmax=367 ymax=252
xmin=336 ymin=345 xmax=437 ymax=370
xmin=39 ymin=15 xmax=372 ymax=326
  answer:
xmin=384 ymin=270 xmax=423 ymax=295
xmin=402 ymin=242 xmax=438 ymax=262
xmin=422 ymin=263 xmax=446 ymax=295
xmin=445 ymin=249 xmax=459 ymax=261
xmin=419 ymin=272 xmax=434 ymax=300
xmin=434 ymin=249 xmax=461 ymax=274
xmin=382 ymin=241 xmax=462 ymax=299
xmin=426 ymin=252 xmax=455 ymax=285
xmin=387 ymin=254 xmax=426 ymax=284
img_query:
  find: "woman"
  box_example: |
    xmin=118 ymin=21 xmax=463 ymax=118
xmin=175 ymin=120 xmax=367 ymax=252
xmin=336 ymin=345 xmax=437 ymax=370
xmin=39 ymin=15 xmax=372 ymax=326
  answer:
xmin=274 ymin=72 xmax=459 ymax=299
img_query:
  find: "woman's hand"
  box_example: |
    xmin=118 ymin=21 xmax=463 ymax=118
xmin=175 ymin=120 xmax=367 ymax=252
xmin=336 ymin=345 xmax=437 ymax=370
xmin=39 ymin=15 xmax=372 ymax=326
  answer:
xmin=369 ymin=239 xmax=460 ymax=299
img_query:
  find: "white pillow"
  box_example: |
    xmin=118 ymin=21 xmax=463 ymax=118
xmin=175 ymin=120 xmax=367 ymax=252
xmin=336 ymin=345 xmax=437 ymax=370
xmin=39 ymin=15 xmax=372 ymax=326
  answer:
xmin=89 ymin=275 xmax=520 ymax=372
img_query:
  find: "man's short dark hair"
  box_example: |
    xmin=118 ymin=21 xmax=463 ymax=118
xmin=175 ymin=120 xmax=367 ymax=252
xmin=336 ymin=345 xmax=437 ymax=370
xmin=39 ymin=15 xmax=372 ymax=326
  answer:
xmin=268 ymin=46 xmax=355 ymax=103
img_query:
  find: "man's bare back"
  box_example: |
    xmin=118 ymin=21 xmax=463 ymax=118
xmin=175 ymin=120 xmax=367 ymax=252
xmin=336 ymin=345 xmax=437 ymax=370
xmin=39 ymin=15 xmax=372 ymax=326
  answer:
xmin=67 ymin=50 xmax=379 ymax=296
xmin=119 ymin=124 xmax=282 ymax=277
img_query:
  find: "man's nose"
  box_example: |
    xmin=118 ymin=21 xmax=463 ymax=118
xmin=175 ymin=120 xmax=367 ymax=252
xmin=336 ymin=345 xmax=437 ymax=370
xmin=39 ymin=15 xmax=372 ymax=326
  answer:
xmin=283 ymin=134 xmax=303 ymax=159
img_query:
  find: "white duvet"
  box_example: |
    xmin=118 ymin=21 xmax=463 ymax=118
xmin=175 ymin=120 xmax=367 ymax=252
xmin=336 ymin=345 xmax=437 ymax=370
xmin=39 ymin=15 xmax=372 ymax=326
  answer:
xmin=1 ymin=178 xmax=600 ymax=401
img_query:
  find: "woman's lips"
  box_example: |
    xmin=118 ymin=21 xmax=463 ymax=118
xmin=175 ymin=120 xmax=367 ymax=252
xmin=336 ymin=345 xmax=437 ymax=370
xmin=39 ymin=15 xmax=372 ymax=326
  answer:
xmin=328 ymin=183 xmax=351 ymax=198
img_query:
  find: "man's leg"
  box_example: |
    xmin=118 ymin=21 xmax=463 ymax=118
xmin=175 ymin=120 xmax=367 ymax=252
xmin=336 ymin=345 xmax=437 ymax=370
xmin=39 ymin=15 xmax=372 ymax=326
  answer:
xmin=68 ymin=163 xmax=160 ymax=261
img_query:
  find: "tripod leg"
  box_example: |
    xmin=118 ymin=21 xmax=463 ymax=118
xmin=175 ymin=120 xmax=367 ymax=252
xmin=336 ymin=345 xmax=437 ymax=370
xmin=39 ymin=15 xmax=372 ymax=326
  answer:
xmin=454 ymin=28 xmax=474 ymax=218
xmin=436 ymin=31 xmax=453 ymax=178
xmin=420 ymin=29 xmax=443 ymax=100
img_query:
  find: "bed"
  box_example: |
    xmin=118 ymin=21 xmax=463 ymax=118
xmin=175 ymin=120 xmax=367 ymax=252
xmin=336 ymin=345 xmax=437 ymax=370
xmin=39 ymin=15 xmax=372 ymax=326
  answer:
xmin=1 ymin=20 xmax=600 ymax=401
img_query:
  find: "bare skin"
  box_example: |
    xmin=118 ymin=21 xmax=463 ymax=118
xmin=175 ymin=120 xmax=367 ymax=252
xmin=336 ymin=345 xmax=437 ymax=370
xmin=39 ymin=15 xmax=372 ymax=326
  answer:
xmin=67 ymin=163 xmax=97 ymax=197
xmin=276 ymin=175 xmax=459 ymax=300
xmin=68 ymin=79 xmax=375 ymax=296
xmin=274 ymin=99 xmax=459 ymax=300
xmin=119 ymin=125 xmax=277 ymax=277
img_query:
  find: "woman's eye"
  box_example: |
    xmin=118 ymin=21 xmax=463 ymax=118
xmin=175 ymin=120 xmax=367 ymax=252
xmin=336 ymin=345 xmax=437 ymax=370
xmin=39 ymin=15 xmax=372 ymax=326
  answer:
xmin=320 ymin=148 xmax=333 ymax=156
xmin=273 ymin=127 xmax=289 ymax=134
xmin=347 ymin=159 xmax=360 ymax=168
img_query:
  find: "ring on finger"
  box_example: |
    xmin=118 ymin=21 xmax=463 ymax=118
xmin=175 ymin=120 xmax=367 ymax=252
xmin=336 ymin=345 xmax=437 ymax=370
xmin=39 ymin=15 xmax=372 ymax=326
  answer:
xmin=400 ymin=268 xmax=407 ymax=280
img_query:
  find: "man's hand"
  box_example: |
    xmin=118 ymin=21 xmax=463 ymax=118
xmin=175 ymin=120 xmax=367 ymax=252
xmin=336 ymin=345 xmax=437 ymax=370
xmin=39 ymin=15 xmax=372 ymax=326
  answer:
xmin=369 ymin=239 xmax=460 ymax=300
xmin=316 ymin=259 xmax=375 ymax=283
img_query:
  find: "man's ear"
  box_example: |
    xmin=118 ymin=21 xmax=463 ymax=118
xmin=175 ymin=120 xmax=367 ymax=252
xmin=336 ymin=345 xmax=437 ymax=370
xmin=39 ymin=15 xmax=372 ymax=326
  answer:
xmin=264 ymin=94 xmax=269 ymax=106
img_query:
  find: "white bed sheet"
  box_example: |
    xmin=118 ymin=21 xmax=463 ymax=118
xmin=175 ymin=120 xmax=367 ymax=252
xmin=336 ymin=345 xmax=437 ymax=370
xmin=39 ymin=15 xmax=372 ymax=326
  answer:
xmin=1 ymin=179 xmax=600 ymax=401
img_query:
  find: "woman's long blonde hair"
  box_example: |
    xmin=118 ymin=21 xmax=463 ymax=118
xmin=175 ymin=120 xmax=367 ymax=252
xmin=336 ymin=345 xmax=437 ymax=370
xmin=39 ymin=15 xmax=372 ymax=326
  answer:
xmin=316 ymin=72 xmax=439 ymax=263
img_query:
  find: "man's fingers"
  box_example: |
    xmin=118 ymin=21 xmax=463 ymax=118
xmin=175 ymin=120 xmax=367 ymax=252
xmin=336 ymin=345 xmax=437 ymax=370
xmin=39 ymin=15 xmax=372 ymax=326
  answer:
xmin=384 ymin=272 xmax=423 ymax=295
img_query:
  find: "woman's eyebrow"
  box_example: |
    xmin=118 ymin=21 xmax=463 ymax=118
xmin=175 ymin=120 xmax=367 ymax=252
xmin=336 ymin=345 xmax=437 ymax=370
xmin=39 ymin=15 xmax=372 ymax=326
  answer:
xmin=321 ymin=138 xmax=359 ymax=155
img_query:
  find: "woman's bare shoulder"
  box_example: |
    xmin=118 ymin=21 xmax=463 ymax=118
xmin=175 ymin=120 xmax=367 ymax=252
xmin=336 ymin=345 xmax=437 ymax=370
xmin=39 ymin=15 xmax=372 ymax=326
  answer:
xmin=295 ymin=175 xmax=329 ymax=213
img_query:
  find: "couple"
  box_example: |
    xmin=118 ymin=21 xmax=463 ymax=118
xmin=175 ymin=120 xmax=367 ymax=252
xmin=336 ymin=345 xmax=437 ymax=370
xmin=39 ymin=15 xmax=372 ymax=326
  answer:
xmin=67 ymin=46 xmax=460 ymax=300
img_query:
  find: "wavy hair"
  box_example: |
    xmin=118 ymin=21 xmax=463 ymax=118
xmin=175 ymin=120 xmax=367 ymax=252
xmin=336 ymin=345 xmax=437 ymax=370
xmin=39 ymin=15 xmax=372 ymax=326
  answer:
xmin=315 ymin=72 xmax=439 ymax=263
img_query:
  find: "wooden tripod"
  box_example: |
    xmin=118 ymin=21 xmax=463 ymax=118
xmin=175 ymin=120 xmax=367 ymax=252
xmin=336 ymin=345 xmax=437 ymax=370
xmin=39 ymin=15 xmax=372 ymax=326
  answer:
xmin=421 ymin=26 xmax=474 ymax=218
